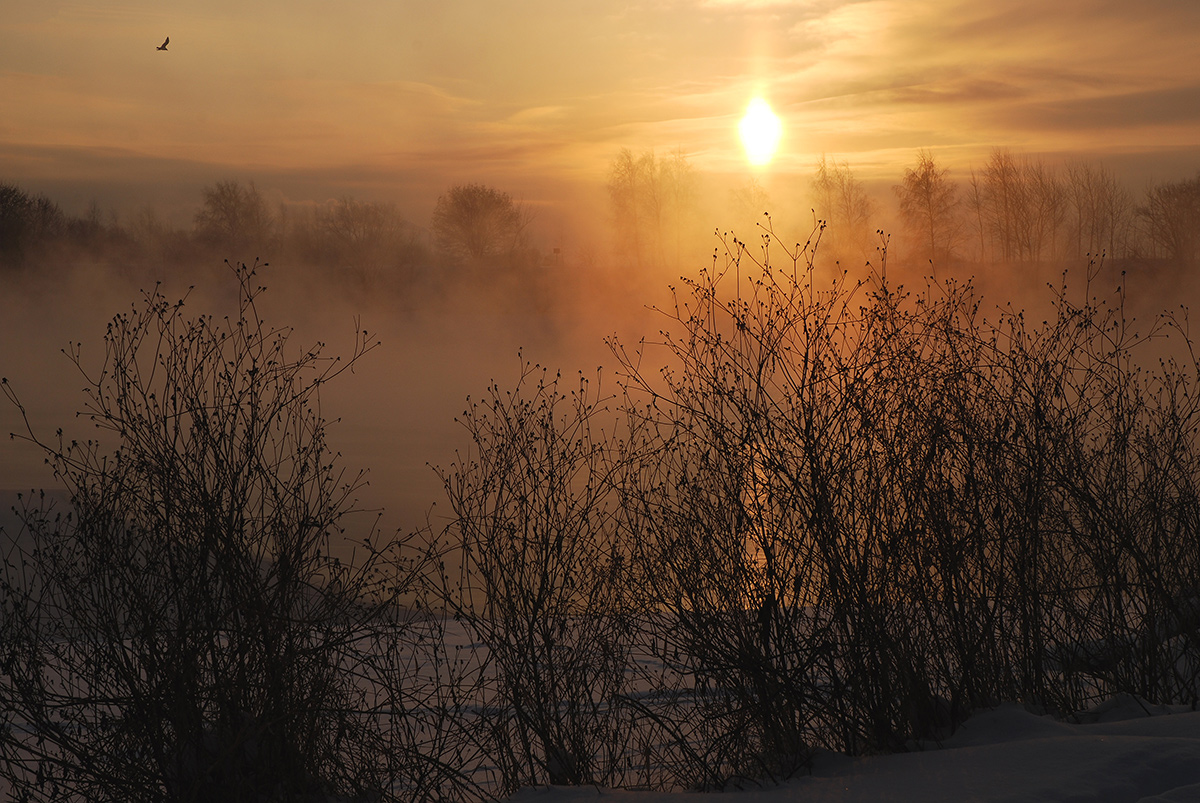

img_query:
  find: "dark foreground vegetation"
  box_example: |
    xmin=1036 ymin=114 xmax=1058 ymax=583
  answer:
xmin=5 ymin=207 xmax=1200 ymax=801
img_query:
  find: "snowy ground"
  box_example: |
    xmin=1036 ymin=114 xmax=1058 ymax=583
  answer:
xmin=510 ymin=696 xmax=1200 ymax=803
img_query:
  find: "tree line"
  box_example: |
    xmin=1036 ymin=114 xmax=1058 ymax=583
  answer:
xmin=0 ymin=180 xmax=540 ymax=294
xmin=879 ymin=148 xmax=1196 ymax=268
xmin=3 ymin=147 xmax=1199 ymax=287
xmin=602 ymin=147 xmax=1199 ymax=272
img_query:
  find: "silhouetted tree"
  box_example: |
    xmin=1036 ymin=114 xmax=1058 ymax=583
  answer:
xmin=308 ymin=196 xmax=427 ymax=286
xmin=894 ymin=151 xmax=960 ymax=265
xmin=1065 ymin=160 xmax=1134 ymax=260
xmin=0 ymin=182 xmax=65 ymax=267
xmin=127 ymin=204 xmax=170 ymax=254
xmin=194 ymin=179 xmax=274 ymax=256
xmin=607 ymin=148 xmax=697 ymax=271
xmin=1138 ymin=174 xmax=1200 ymax=267
xmin=810 ymin=156 xmax=874 ymax=263
xmin=960 ymin=169 xmax=982 ymax=262
xmin=321 ymin=196 xmax=402 ymax=252
xmin=432 ymin=364 xmax=635 ymax=792
xmin=431 ymin=183 xmax=530 ymax=267
xmin=971 ymin=149 xmax=1067 ymax=263
xmin=0 ymin=182 xmax=34 ymax=265
xmin=608 ymin=149 xmax=650 ymax=268
xmin=981 ymin=148 xmax=1022 ymax=262
xmin=1022 ymin=159 xmax=1065 ymax=261
xmin=0 ymin=263 xmax=402 ymax=803
xmin=660 ymin=148 xmax=698 ymax=267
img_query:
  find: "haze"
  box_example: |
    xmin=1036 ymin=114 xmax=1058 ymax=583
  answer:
xmin=4 ymin=0 xmax=1200 ymax=536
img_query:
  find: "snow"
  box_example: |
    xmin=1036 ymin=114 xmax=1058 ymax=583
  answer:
xmin=509 ymin=697 xmax=1200 ymax=803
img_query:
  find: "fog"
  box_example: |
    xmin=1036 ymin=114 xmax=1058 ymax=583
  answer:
xmin=4 ymin=148 xmax=1200 ymax=545
xmin=0 ymin=183 xmax=676 ymax=543
xmin=0 ymin=275 xmax=639 ymax=539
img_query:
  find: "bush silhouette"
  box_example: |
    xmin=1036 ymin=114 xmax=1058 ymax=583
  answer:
xmin=5 ymin=216 xmax=1200 ymax=800
xmin=0 ymin=263 xmax=398 ymax=803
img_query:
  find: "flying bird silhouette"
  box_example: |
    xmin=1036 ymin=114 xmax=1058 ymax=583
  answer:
xmin=157 ymin=37 xmax=169 ymax=51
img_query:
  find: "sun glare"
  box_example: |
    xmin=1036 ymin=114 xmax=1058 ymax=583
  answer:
xmin=739 ymin=98 xmax=782 ymax=167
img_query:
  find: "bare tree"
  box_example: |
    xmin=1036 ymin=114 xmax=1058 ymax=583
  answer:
xmin=1064 ymin=161 xmax=1135 ymax=261
xmin=662 ymin=148 xmax=698 ymax=268
xmin=194 ymin=179 xmax=274 ymax=256
xmin=1098 ymin=172 xmax=1136 ymax=260
xmin=965 ymin=169 xmax=988 ymax=262
xmin=969 ymin=150 xmax=1068 ymax=264
xmin=321 ymin=196 xmax=403 ymax=251
xmin=607 ymin=148 xmax=649 ymax=268
xmin=431 ymin=183 xmax=531 ymax=267
xmin=0 ymin=182 xmax=66 ymax=267
xmin=982 ymin=148 xmax=1023 ymax=262
xmin=810 ymin=156 xmax=875 ymax=264
xmin=1137 ymin=174 xmax=1200 ymax=267
xmin=607 ymin=148 xmax=697 ymax=271
xmin=431 ymin=363 xmax=636 ymax=793
xmin=310 ymin=196 xmax=426 ymax=286
xmin=893 ymin=150 xmax=961 ymax=266
xmin=1023 ymin=159 xmax=1066 ymax=262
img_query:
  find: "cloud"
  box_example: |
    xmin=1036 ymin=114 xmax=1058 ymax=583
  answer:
xmin=695 ymin=0 xmax=847 ymax=10
xmin=883 ymin=79 xmax=1030 ymax=107
xmin=4 ymin=0 xmax=1200 ymax=200
xmin=1002 ymin=85 xmax=1200 ymax=132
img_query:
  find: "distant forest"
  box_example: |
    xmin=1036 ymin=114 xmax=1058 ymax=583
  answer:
xmin=3 ymin=148 xmax=1199 ymax=290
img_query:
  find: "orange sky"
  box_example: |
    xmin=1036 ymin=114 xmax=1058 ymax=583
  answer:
xmin=3 ymin=0 xmax=1200 ymax=218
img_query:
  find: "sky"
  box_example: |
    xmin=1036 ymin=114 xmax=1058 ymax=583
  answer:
xmin=3 ymin=0 xmax=1200 ymax=222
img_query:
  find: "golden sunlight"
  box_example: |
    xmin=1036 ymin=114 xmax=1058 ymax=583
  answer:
xmin=739 ymin=98 xmax=782 ymax=167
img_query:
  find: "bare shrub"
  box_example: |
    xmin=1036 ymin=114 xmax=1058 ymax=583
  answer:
xmin=6 ymin=211 xmax=1200 ymax=801
xmin=429 ymin=361 xmax=637 ymax=795
xmin=610 ymin=219 xmax=1200 ymax=786
xmin=0 ymin=263 xmax=432 ymax=802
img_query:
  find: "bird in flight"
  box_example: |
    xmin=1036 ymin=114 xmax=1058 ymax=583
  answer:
xmin=157 ymin=37 xmax=169 ymax=51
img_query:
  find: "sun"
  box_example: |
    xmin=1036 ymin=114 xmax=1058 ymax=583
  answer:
xmin=739 ymin=98 xmax=782 ymax=167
